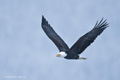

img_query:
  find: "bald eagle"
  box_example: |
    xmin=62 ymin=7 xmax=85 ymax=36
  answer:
xmin=41 ymin=16 xmax=108 ymax=60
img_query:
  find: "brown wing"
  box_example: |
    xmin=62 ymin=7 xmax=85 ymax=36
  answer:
xmin=41 ymin=16 xmax=69 ymax=52
xmin=67 ymin=18 xmax=108 ymax=54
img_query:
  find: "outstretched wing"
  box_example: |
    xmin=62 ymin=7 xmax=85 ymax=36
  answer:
xmin=67 ymin=18 xmax=108 ymax=54
xmin=41 ymin=16 xmax=69 ymax=52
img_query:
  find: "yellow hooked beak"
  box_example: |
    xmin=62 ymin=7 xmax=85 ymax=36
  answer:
xmin=56 ymin=54 xmax=60 ymax=57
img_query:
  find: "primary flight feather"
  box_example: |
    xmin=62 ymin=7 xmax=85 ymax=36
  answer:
xmin=41 ymin=16 xmax=108 ymax=60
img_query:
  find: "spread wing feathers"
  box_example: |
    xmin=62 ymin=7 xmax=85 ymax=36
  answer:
xmin=41 ymin=16 xmax=69 ymax=52
xmin=67 ymin=18 xmax=108 ymax=54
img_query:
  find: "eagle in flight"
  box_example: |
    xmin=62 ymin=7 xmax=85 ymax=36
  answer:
xmin=41 ymin=16 xmax=108 ymax=60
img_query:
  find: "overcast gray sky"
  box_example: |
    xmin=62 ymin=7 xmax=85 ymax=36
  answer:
xmin=0 ymin=0 xmax=120 ymax=80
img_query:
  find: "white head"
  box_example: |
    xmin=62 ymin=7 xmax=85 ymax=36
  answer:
xmin=56 ymin=52 xmax=67 ymax=58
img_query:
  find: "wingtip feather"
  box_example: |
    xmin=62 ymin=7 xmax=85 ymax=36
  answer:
xmin=41 ymin=15 xmax=48 ymax=27
xmin=42 ymin=15 xmax=46 ymax=22
xmin=94 ymin=18 xmax=109 ymax=29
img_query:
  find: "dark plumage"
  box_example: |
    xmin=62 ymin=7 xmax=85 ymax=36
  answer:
xmin=41 ymin=15 xmax=108 ymax=60
xmin=42 ymin=16 xmax=69 ymax=52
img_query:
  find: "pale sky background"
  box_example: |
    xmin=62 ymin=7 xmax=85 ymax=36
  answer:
xmin=0 ymin=0 xmax=120 ymax=80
